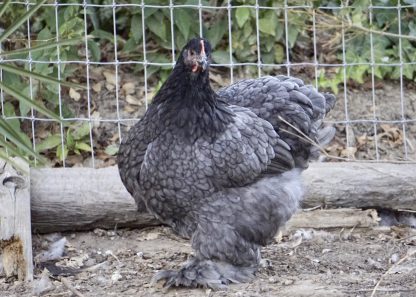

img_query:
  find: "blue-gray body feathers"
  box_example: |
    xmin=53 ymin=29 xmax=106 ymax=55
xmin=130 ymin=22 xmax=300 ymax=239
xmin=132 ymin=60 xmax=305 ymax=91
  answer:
xmin=117 ymin=38 xmax=336 ymax=289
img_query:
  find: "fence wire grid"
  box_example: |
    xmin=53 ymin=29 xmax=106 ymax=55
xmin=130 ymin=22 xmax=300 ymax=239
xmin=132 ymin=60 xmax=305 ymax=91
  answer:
xmin=1 ymin=1 xmax=416 ymax=167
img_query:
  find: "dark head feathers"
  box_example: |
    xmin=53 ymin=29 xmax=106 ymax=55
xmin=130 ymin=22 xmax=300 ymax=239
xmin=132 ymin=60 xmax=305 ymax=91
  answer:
xmin=179 ymin=37 xmax=212 ymax=74
xmin=182 ymin=37 xmax=212 ymax=55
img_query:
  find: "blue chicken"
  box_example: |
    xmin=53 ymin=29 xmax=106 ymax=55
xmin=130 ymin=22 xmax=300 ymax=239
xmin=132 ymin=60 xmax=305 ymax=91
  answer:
xmin=117 ymin=38 xmax=336 ymax=289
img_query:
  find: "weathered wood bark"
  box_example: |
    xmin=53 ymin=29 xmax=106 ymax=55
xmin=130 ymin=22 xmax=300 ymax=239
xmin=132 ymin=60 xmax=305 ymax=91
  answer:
xmin=30 ymin=163 xmax=415 ymax=233
xmin=30 ymin=166 xmax=159 ymax=234
xmin=0 ymin=159 xmax=33 ymax=281
xmin=302 ymin=162 xmax=416 ymax=211
xmin=286 ymin=208 xmax=379 ymax=230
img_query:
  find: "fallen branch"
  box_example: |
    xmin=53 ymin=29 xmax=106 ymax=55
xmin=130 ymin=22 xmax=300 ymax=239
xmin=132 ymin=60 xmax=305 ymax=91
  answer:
xmin=29 ymin=163 xmax=416 ymax=233
xmin=302 ymin=163 xmax=416 ymax=211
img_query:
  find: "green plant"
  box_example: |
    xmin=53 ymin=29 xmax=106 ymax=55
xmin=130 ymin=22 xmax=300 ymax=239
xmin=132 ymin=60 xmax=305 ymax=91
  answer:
xmin=88 ymin=0 xmax=228 ymax=79
xmin=0 ymin=0 xmax=84 ymax=165
xmin=35 ymin=122 xmax=92 ymax=161
xmin=86 ymin=0 xmax=416 ymax=93
xmin=313 ymin=0 xmax=416 ymax=93
xmin=231 ymin=1 xmax=309 ymax=65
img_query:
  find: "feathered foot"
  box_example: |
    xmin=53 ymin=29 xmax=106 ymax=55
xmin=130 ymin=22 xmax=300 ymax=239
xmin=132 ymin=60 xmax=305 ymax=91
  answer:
xmin=152 ymin=257 xmax=257 ymax=290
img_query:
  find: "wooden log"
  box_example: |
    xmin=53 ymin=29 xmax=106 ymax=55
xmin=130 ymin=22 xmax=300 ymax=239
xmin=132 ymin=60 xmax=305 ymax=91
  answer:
xmin=0 ymin=159 xmax=33 ymax=281
xmin=30 ymin=163 xmax=416 ymax=233
xmin=302 ymin=162 xmax=416 ymax=211
xmin=30 ymin=166 xmax=159 ymax=234
xmin=286 ymin=208 xmax=380 ymax=230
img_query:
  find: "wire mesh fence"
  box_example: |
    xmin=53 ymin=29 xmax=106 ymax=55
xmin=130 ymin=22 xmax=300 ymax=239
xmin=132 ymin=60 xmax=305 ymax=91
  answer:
xmin=1 ymin=0 xmax=416 ymax=167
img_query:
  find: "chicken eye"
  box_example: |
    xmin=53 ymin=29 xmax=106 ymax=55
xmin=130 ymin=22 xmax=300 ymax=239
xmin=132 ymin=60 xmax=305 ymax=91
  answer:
xmin=190 ymin=50 xmax=196 ymax=56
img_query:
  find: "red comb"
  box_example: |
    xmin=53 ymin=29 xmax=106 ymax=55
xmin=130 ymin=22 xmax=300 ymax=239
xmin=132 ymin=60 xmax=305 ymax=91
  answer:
xmin=200 ymin=40 xmax=205 ymax=56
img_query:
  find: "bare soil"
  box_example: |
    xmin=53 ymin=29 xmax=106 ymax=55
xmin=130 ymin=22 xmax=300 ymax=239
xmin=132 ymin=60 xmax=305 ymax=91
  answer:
xmin=1 ymin=226 xmax=415 ymax=297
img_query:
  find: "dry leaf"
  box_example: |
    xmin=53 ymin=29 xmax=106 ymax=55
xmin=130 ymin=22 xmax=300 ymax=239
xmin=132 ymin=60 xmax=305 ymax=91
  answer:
xmin=103 ymin=71 xmax=117 ymax=86
xmin=126 ymin=95 xmax=141 ymax=106
xmin=145 ymin=232 xmax=160 ymax=240
xmin=92 ymin=82 xmax=102 ymax=93
xmin=105 ymin=83 xmax=115 ymax=91
xmin=105 ymin=158 xmax=116 ymax=167
xmin=91 ymin=111 xmax=101 ymax=129
xmin=146 ymin=90 xmax=155 ymax=101
xmin=37 ymin=128 xmax=50 ymax=139
xmin=122 ymin=82 xmax=135 ymax=95
xmin=96 ymin=150 xmax=110 ymax=160
xmin=379 ymin=124 xmax=402 ymax=143
xmin=69 ymin=88 xmax=81 ymax=101
xmin=340 ymin=146 xmax=357 ymax=159
xmin=65 ymin=254 xmax=89 ymax=269
xmin=66 ymin=154 xmax=84 ymax=165
xmin=90 ymin=67 xmax=103 ymax=80
xmin=124 ymin=105 xmax=136 ymax=113
xmin=356 ymin=133 xmax=368 ymax=147
xmin=110 ymin=133 xmax=119 ymax=142
xmin=380 ymin=124 xmax=392 ymax=133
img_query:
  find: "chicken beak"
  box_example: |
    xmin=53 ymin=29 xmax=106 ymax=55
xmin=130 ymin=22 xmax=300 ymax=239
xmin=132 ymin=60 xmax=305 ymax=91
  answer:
xmin=191 ymin=54 xmax=208 ymax=73
xmin=191 ymin=39 xmax=208 ymax=73
xmin=198 ymin=55 xmax=208 ymax=71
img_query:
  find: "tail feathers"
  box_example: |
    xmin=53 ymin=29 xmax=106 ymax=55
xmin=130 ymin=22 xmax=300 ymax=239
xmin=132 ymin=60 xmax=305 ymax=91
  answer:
xmin=310 ymin=125 xmax=336 ymax=159
xmin=324 ymin=93 xmax=337 ymax=114
xmin=275 ymin=75 xmax=327 ymax=119
xmin=152 ymin=258 xmax=257 ymax=289
xmin=298 ymin=86 xmax=326 ymax=119
xmin=275 ymin=76 xmax=336 ymax=119
xmin=317 ymin=125 xmax=336 ymax=147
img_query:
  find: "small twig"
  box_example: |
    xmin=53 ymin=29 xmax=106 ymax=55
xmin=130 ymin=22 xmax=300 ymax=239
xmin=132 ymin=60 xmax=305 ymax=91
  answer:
xmin=113 ymin=223 xmax=119 ymax=233
xmin=105 ymin=250 xmax=121 ymax=264
xmin=397 ymin=209 xmax=416 ymax=213
xmin=313 ymin=9 xmax=416 ymax=41
xmin=338 ymin=227 xmax=345 ymax=240
xmin=354 ymin=288 xmax=413 ymax=293
xmin=59 ymin=277 xmax=86 ymax=297
xmin=49 ymin=293 xmax=70 ymax=297
xmin=347 ymin=225 xmax=357 ymax=237
xmin=82 ymin=260 xmax=108 ymax=272
xmin=398 ymin=235 xmax=416 ymax=243
xmin=350 ymin=23 xmax=416 ymax=41
xmin=278 ymin=116 xmax=355 ymax=162
xmin=370 ymin=249 xmax=416 ymax=297
xmin=338 ymin=224 xmax=358 ymax=240
xmin=302 ymin=205 xmax=322 ymax=212
xmin=278 ymin=115 xmax=327 ymax=153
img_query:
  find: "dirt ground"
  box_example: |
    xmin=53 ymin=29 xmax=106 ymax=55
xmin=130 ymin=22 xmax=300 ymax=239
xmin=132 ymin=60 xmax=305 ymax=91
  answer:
xmin=1 ymin=225 xmax=415 ymax=297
